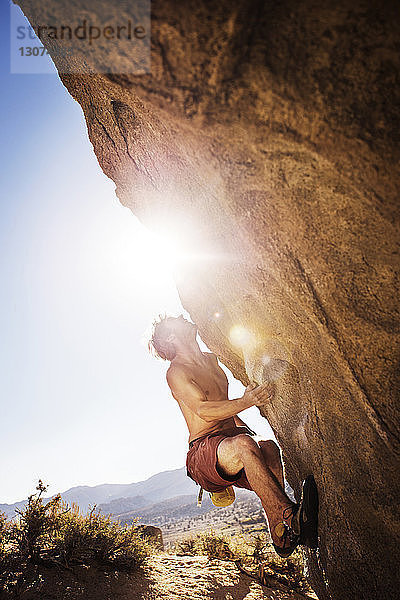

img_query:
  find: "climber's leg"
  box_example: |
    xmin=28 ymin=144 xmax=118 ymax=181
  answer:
xmin=216 ymin=433 xmax=297 ymax=550
xmin=258 ymin=439 xmax=285 ymax=490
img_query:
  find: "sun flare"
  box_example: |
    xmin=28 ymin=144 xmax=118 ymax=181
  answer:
xmin=229 ymin=325 xmax=257 ymax=350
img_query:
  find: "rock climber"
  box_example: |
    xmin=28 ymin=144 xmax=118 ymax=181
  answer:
xmin=148 ymin=313 xmax=318 ymax=557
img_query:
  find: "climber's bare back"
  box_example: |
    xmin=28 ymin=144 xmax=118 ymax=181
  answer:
xmin=166 ymin=352 xmax=236 ymax=443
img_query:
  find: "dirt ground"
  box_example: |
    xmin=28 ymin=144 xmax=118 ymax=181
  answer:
xmin=9 ymin=552 xmax=318 ymax=600
xmin=141 ymin=553 xmax=316 ymax=600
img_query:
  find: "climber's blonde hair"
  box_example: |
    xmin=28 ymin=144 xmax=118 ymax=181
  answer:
xmin=147 ymin=313 xmax=177 ymax=361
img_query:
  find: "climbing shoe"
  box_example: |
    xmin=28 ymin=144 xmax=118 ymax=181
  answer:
xmin=294 ymin=474 xmax=319 ymax=549
xmin=272 ymin=475 xmax=319 ymax=557
xmin=272 ymin=504 xmax=301 ymax=558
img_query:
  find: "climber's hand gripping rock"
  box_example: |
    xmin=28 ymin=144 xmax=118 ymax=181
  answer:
xmin=243 ymin=381 xmax=276 ymax=407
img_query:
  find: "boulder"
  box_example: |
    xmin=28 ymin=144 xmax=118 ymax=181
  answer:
xmin=15 ymin=1 xmax=400 ymax=598
xmin=135 ymin=525 xmax=164 ymax=550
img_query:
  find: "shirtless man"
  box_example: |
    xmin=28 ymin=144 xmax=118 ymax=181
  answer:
xmin=148 ymin=313 xmax=318 ymax=557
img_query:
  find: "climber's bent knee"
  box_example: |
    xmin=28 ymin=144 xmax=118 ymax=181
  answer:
xmin=216 ymin=433 xmax=258 ymax=475
xmin=216 ymin=436 xmax=244 ymax=475
xmin=219 ymin=433 xmax=261 ymax=466
xmin=231 ymin=433 xmax=262 ymax=457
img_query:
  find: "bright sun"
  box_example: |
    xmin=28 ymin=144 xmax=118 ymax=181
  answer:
xmin=88 ymin=210 xmax=217 ymax=302
xmin=81 ymin=205 xmax=234 ymax=322
xmin=104 ymin=216 xmax=184 ymax=289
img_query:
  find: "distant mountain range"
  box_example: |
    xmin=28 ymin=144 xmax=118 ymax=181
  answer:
xmin=0 ymin=467 xmax=199 ymax=519
xmin=1 ymin=466 xmax=293 ymax=548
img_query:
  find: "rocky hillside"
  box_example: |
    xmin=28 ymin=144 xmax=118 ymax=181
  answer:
xmin=100 ymin=489 xmax=265 ymax=546
xmin=0 ymin=467 xmax=197 ymax=519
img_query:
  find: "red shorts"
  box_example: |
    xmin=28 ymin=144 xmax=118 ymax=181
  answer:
xmin=186 ymin=426 xmax=254 ymax=493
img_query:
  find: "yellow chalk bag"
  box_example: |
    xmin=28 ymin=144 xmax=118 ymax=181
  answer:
xmin=210 ymin=486 xmax=236 ymax=507
xmin=197 ymin=485 xmax=236 ymax=507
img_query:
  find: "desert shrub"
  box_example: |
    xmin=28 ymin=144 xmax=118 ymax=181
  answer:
xmin=0 ymin=478 xmax=153 ymax=598
xmin=246 ymin=533 xmax=312 ymax=594
xmin=0 ymin=512 xmax=13 ymax=585
xmin=172 ymin=529 xmax=246 ymax=561
xmin=51 ymin=502 xmax=152 ymax=570
xmin=195 ymin=530 xmax=238 ymax=560
xmin=0 ymin=511 xmax=9 ymax=559
xmin=0 ymin=510 xmax=33 ymax=595
xmin=13 ymin=480 xmax=65 ymax=562
xmin=171 ymin=535 xmax=198 ymax=556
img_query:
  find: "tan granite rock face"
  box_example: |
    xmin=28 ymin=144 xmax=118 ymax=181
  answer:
xmin=15 ymin=1 xmax=400 ymax=599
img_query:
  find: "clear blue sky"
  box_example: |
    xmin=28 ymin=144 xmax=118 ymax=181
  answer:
xmin=0 ymin=0 xmax=272 ymax=504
